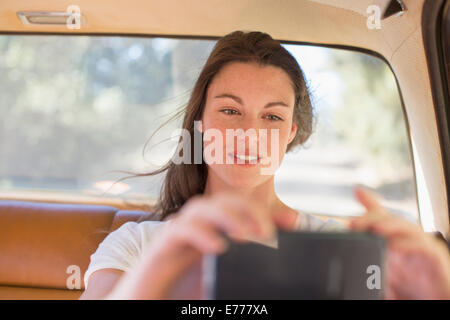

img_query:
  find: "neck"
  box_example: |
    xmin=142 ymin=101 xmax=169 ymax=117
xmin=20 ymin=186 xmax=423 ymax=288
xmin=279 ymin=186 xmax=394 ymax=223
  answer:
xmin=203 ymin=171 xmax=285 ymax=213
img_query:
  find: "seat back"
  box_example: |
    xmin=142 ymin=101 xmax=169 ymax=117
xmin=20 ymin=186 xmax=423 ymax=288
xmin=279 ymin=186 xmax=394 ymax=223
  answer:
xmin=0 ymin=200 xmax=148 ymax=299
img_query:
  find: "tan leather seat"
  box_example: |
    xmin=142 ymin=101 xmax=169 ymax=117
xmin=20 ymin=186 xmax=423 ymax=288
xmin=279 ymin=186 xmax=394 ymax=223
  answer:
xmin=0 ymin=200 xmax=152 ymax=299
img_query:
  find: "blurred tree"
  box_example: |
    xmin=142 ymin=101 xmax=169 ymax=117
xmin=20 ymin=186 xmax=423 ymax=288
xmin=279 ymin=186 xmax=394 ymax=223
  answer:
xmin=326 ymin=51 xmax=412 ymax=176
xmin=0 ymin=35 xmax=213 ymax=194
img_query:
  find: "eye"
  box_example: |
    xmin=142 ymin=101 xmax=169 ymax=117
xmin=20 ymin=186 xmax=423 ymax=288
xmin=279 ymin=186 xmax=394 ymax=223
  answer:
xmin=264 ymin=114 xmax=283 ymax=121
xmin=220 ymin=108 xmax=240 ymax=115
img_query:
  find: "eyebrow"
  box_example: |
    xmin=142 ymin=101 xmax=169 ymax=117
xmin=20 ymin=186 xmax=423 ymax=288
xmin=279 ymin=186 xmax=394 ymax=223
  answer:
xmin=213 ymin=93 xmax=289 ymax=108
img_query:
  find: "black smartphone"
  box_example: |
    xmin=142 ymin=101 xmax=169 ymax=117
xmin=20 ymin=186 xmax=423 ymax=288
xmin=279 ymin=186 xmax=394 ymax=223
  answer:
xmin=202 ymin=231 xmax=386 ymax=300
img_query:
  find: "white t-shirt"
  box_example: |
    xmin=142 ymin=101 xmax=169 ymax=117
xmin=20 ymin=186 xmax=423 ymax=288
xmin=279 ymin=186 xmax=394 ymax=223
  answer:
xmin=83 ymin=211 xmax=347 ymax=289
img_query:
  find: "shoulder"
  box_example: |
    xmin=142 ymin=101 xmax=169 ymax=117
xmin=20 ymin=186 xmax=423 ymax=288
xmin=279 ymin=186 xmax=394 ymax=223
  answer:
xmin=99 ymin=220 xmax=166 ymax=253
xmin=84 ymin=220 xmax=166 ymax=289
xmin=296 ymin=211 xmax=347 ymax=232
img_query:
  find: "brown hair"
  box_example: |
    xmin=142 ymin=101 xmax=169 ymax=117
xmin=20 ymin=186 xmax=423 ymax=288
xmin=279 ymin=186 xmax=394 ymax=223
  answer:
xmin=136 ymin=30 xmax=313 ymax=222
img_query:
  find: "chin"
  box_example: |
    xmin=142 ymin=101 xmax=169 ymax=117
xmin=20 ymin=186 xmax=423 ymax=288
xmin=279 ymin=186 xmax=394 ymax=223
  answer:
xmin=216 ymin=166 xmax=273 ymax=190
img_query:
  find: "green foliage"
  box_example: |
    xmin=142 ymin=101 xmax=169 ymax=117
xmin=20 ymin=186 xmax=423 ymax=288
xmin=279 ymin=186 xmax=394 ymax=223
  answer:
xmin=0 ymin=35 xmax=213 ymax=192
xmin=328 ymin=51 xmax=412 ymax=171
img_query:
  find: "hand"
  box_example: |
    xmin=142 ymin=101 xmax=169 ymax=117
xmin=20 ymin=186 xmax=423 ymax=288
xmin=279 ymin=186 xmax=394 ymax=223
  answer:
xmin=349 ymin=187 xmax=450 ymax=300
xmin=106 ymin=192 xmax=298 ymax=300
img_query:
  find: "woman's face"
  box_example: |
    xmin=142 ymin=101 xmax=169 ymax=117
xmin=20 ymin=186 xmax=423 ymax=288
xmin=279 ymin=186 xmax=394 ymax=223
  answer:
xmin=201 ymin=61 xmax=298 ymax=189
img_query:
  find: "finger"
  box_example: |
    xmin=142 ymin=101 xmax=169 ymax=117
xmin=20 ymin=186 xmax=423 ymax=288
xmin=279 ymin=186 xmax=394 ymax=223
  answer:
xmin=350 ymin=215 xmax=422 ymax=240
xmin=369 ymin=218 xmax=423 ymax=240
xmin=182 ymin=197 xmax=269 ymax=241
xmin=169 ymin=220 xmax=228 ymax=254
xmin=385 ymin=249 xmax=408 ymax=298
xmin=385 ymin=272 xmax=403 ymax=300
xmin=212 ymin=201 xmax=265 ymax=239
xmin=387 ymin=248 xmax=406 ymax=277
xmin=181 ymin=198 xmax=250 ymax=238
xmin=388 ymin=237 xmax=431 ymax=258
xmin=135 ymin=247 xmax=202 ymax=300
xmin=206 ymin=192 xmax=277 ymax=239
xmin=384 ymin=285 xmax=396 ymax=300
xmin=215 ymin=193 xmax=276 ymax=239
xmin=385 ymin=257 xmax=402 ymax=301
xmin=349 ymin=214 xmax=387 ymax=232
xmin=354 ymin=187 xmax=387 ymax=216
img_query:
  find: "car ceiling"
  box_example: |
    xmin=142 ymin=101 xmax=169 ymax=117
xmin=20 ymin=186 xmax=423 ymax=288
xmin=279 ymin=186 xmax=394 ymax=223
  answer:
xmin=0 ymin=0 xmax=448 ymax=236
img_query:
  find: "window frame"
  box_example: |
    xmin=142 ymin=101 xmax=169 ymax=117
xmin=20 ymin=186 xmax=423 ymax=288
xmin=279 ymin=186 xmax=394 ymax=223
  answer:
xmin=422 ymin=0 xmax=450 ymax=234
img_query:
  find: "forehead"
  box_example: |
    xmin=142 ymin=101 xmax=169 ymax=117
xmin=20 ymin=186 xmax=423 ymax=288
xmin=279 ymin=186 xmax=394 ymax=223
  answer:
xmin=207 ymin=62 xmax=295 ymax=105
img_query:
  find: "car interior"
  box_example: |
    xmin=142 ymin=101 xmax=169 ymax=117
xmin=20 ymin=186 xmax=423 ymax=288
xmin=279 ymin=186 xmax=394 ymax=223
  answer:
xmin=0 ymin=0 xmax=449 ymax=299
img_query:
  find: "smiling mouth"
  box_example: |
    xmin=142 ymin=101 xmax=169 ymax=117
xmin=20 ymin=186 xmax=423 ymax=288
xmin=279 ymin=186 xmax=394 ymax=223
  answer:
xmin=232 ymin=153 xmax=261 ymax=165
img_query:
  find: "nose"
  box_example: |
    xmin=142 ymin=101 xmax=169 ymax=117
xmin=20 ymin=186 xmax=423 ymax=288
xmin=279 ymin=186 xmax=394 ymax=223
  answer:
xmin=234 ymin=117 xmax=262 ymax=152
xmin=235 ymin=130 xmax=258 ymax=150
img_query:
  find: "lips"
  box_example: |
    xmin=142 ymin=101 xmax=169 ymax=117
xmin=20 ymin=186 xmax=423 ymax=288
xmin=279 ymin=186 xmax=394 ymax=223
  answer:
xmin=231 ymin=153 xmax=261 ymax=165
xmin=234 ymin=154 xmax=259 ymax=161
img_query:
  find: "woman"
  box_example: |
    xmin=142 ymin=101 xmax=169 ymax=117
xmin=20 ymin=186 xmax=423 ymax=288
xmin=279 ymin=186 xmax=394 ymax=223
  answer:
xmin=80 ymin=31 xmax=450 ymax=300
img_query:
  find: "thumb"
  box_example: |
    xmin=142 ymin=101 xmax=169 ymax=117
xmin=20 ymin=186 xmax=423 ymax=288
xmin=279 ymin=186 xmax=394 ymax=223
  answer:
xmin=354 ymin=186 xmax=387 ymax=216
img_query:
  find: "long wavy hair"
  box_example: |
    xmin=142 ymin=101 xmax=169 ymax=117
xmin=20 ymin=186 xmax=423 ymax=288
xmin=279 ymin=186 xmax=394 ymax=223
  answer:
xmin=135 ymin=30 xmax=314 ymax=222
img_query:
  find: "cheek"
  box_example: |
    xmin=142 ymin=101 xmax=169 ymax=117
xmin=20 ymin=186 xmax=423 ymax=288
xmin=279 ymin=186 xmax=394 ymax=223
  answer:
xmin=202 ymin=110 xmax=225 ymax=132
xmin=268 ymin=124 xmax=292 ymax=153
xmin=202 ymin=116 xmax=226 ymax=147
xmin=201 ymin=113 xmax=228 ymax=165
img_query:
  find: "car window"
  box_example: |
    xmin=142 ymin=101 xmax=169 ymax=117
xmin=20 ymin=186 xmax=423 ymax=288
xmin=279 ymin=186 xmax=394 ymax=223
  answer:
xmin=0 ymin=35 xmax=418 ymax=221
xmin=278 ymin=44 xmax=418 ymax=222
